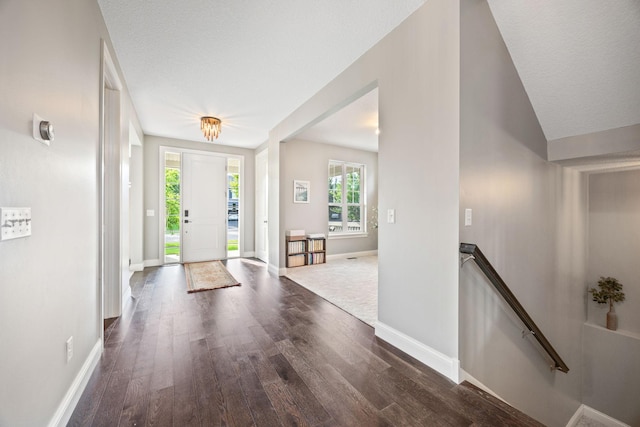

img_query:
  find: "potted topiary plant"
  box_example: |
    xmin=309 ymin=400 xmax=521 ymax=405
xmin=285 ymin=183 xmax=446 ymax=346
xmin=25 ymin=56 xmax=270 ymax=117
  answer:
xmin=589 ymin=276 xmax=626 ymax=330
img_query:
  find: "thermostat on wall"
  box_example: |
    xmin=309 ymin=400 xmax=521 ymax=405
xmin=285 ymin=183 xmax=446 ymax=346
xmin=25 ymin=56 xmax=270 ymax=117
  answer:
xmin=33 ymin=113 xmax=53 ymax=145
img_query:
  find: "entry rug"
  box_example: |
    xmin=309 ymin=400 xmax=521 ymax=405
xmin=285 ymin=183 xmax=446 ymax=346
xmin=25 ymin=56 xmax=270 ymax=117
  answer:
xmin=184 ymin=260 xmax=240 ymax=293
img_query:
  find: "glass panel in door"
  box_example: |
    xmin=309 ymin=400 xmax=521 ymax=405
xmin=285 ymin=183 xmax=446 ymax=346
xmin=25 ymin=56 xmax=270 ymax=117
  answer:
xmin=164 ymin=152 xmax=181 ymax=263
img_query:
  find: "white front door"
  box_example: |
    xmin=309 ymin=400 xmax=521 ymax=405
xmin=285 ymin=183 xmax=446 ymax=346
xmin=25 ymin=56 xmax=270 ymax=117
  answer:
xmin=182 ymin=153 xmax=227 ymax=262
xmin=256 ymin=150 xmax=268 ymax=263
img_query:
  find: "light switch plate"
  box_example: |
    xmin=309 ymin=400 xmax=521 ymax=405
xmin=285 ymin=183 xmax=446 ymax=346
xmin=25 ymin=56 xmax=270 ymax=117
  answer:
xmin=1 ymin=207 xmax=32 ymax=240
xmin=387 ymin=209 xmax=395 ymax=224
xmin=464 ymin=208 xmax=472 ymax=226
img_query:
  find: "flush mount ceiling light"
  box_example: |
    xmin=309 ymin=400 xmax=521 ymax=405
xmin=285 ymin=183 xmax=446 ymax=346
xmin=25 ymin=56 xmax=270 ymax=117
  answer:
xmin=201 ymin=116 xmax=222 ymax=141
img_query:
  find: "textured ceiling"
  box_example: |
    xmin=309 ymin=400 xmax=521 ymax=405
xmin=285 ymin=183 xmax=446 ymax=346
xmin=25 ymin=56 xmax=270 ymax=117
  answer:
xmin=100 ymin=0 xmax=640 ymax=156
xmin=488 ymin=0 xmax=640 ymax=141
xmin=98 ymin=0 xmax=424 ymax=148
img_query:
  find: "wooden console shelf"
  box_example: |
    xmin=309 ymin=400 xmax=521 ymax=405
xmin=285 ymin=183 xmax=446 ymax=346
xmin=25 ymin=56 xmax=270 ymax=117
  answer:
xmin=286 ymin=235 xmax=326 ymax=268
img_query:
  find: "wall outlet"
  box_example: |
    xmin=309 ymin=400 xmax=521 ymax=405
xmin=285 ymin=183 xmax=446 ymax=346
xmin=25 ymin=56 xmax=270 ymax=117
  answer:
xmin=387 ymin=209 xmax=396 ymax=224
xmin=66 ymin=336 xmax=73 ymax=363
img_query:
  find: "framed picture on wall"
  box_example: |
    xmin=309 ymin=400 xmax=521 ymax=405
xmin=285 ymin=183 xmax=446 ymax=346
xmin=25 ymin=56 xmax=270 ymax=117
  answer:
xmin=293 ymin=180 xmax=310 ymax=203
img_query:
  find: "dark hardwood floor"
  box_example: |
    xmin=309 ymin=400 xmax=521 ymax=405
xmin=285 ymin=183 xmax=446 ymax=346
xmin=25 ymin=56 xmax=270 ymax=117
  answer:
xmin=68 ymin=258 xmax=542 ymax=426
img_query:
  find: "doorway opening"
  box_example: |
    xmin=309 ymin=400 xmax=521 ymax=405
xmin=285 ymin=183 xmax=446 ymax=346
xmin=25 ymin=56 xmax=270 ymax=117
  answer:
xmin=281 ymin=85 xmax=379 ymax=326
xmin=164 ymin=151 xmax=181 ymax=263
xmin=227 ymin=158 xmax=240 ymax=258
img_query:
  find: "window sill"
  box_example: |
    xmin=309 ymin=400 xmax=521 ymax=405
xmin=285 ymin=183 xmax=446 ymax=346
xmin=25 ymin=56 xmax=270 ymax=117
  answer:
xmin=328 ymin=232 xmax=369 ymax=240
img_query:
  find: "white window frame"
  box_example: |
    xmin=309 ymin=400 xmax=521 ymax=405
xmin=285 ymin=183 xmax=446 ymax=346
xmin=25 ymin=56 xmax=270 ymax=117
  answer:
xmin=328 ymin=160 xmax=367 ymax=238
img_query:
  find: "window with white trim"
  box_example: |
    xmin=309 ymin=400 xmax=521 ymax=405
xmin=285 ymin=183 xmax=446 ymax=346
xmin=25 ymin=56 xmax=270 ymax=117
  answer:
xmin=328 ymin=161 xmax=365 ymax=235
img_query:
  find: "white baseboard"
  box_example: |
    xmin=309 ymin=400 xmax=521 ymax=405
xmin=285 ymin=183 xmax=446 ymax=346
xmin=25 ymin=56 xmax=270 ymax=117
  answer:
xmin=458 ymin=369 xmax=507 ymax=403
xmin=566 ymin=404 xmax=629 ymax=427
xmin=122 ymin=284 xmax=132 ymax=307
xmin=267 ymin=263 xmax=281 ymax=276
xmin=129 ymin=263 xmax=144 ymax=272
xmin=375 ymin=322 xmax=460 ymax=383
xmin=143 ymin=259 xmax=161 ymax=267
xmin=242 ymin=251 xmax=255 ymax=258
xmin=48 ymin=339 xmax=102 ymax=427
xmin=326 ymin=250 xmax=378 ymax=261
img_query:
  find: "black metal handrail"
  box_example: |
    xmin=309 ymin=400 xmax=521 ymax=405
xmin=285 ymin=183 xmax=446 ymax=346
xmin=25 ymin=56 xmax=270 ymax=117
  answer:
xmin=460 ymin=243 xmax=569 ymax=373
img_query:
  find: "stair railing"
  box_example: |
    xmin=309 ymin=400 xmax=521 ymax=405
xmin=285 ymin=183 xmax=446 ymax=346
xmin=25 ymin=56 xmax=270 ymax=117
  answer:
xmin=460 ymin=243 xmax=569 ymax=373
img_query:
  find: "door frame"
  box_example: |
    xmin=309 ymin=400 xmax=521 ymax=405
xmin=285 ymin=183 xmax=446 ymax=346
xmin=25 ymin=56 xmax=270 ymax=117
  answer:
xmin=158 ymin=146 xmax=245 ymax=264
xmin=255 ymin=149 xmax=269 ymax=263
xmin=98 ymin=41 xmax=124 ymax=346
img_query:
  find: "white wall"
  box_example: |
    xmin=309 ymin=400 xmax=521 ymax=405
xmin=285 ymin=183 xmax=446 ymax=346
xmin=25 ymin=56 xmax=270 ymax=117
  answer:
xmin=459 ymin=1 xmax=586 ymax=426
xmin=143 ymin=135 xmax=256 ymax=263
xmin=279 ymin=139 xmax=378 ymax=262
xmin=0 ymin=0 xmax=140 ymax=425
xmin=269 ymin=0 xmax=461 ymax=375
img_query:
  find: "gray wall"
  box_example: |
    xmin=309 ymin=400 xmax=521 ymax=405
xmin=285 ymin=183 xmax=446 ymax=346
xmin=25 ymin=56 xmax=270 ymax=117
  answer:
xmin=143 ymin=135 xmax=255 ymax=262
xmin=587 ymin=170 xmax=640 ymax=333
xmin=583 ymin=170 xmax=640 ymax=425
xmin=130 ymin=144 xmax=144 ymax=269
xmin=0 ymin=0 xmax=140 ymax=425
xmin=269 ymin=0 xmax=461 ymax=365
xmin=459 ymin=1 xmax=586 ymax=426
xmin=279 ymin=139 xmax=378 ymax=263
xmin=583 ymin=324 xmax=640 ymax=425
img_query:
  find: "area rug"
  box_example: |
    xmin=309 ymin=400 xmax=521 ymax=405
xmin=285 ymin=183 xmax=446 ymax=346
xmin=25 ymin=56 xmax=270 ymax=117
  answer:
xmin=184 ymin=260 xmax=240 ymax=293
xmin=285 ymin=256 xmax=377 ymax=326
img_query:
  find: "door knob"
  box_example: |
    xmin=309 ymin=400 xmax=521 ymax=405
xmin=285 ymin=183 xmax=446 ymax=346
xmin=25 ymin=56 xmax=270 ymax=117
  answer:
xmin=184 ymin=219 xmax=190 ymax=223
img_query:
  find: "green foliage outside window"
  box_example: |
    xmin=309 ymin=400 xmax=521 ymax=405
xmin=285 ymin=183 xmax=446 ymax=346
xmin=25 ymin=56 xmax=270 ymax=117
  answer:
xmin=165 ymin=168 xmax=180 ymax=233
xmin=328 ymin=162 xmax=364 ymax=231
xmin=346 ymin=170 xmax=360 ymax=221
xmin=229 ymin=173 xmax=239 ymax=199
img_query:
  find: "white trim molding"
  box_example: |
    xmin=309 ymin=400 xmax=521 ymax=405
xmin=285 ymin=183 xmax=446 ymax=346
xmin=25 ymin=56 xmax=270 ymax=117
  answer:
xmin=122 ymin=283 xmax=132 ymax=308
xmin=129 ymin=263 xmax=144 ymax=272
xmin=326 ymin=250 xmax=378 ymax=261
xmin=143 ymin=259 xmax=162 ymax=268
xmin=458 ymin=369 xmax=507 ymax=403
xmin=268 ymin=263 xmax=282 ymax=276
xmin=48 ymin=339 xmax=102 ymax=427
xmin=327 ymin=232 xmax=369 ymax=240
xmin=375 ymin=322 xmax=460 ymax=383
xmin=566 ymin=405 xmax=630 ymax=427
xmin=241 ymin=251 xmax=256 ymax=258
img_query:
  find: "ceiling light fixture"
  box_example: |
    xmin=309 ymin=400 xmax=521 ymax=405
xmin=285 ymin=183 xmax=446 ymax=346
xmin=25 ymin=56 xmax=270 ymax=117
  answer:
xmin=201 ymin=116 xmax=222 ymax=141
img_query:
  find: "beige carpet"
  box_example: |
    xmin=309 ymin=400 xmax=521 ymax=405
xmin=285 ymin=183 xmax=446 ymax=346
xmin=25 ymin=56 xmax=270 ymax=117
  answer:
xmin=184 ymin=260 xmax=240 ymax=293
xmin=285 ymin=256 xmax=377 ymax=326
